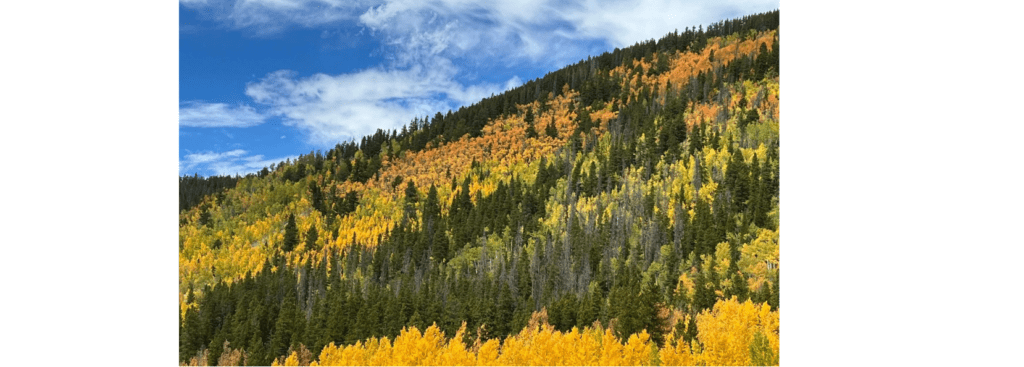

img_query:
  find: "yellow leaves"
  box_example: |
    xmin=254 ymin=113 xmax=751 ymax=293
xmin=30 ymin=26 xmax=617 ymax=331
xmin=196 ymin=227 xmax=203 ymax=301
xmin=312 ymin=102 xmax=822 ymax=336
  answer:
xmin=476 ymin=339 xmax=501 ymax=366
xmin=361 ymin=337 xmax=393 ymax=366
xmin=438 ymin=323 xmax=475 ymax=366
xmin=659 ymin=334 xmax=696 ymax=366
xmin=274 ymin=350 xmax=300 ymax=366
xmin=563 ymin=327 xmax=601 ymax=366
xmin=739 ymin=228 xmax=780 ymax=291
xmin=181 ymin=79 xmax=601 ymax=307
xmin=676 ymin=272 xmax=696 ymax=300
xmin=598 ymin=328 xmax=625 ymax=365
xmin=694 ymin=297 xmax=780 ymax=366
xmin=698 ymin=180 xmax=718 ymax=204
xmin=623 ymin=330 xmax=654 ymax=366
xmin=303 ymin=297 xmax=776 ymax=366
xmin=714 ymin=242 xmax=733 ymax=282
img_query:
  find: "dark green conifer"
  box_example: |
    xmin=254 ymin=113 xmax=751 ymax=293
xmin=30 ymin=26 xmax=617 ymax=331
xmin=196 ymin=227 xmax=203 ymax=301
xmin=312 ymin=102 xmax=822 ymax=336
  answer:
xmin=304 ymin=225 xmax=318 ymax=251
xmin=283 ymin=214 xmax=298 ymax=252
xmin=545 ymin=117 xmax=559 ymax=138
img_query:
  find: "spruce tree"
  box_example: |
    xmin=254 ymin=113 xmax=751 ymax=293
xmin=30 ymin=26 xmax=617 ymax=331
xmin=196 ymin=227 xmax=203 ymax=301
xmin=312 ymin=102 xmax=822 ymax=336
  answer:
xmin=304 ymin=225 xmax=318 ymax=251
xmin=207 ymin=329 xmax=226 ymax=366
xmin=769 ymin=275 xmax=780 ymax=311
xmin=525 ymin=107 xmax=539 ymax=139
xmin=270 ymin=294 xmax=298 ymax=360
xmin=639 ymin=276 xmax=669 ymax=347
xmin=431 ymin=220 xmax=449 ymax=262
xmin=545 ymin=117 xmax=559 ymax=138
xmin=731 ymin=272 xmax=749 ymax=302
xmin=726 ymin=149 xmax=749 ymax=212
xmin=283 ymin=214 xmax=299 ymax=252
xmin=683 ymin=314 xmax=698 ymax=344
xmin=248 ymin=334 xmax=268 ymax=366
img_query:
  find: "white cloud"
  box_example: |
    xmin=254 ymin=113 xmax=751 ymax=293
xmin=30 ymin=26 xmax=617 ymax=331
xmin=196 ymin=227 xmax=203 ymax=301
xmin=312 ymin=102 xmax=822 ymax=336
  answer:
xmin=182 ymin=0 xmax=375 ymax=34
xmin=559 ymin=0 xmax=779 ymax=48
xmin=184 ymin=0 xmax=778 ymax=147
xmin=179 ymin=101 xmax=267 ymax=127
xmin=357 ymin=0 xmax=582 ymax=68
xmin=180 ymin=149 xmax=298 ymax=176
xmin=183 ymin=1 xmax=779 ymax=65
xmin=245 ymin=66 xmax=511 ymax=146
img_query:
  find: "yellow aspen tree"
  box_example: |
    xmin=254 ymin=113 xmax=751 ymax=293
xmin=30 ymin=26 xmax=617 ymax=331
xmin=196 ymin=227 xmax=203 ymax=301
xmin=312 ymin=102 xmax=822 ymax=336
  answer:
xmin=598 ymin=329 xmax=624 ymax=365
xmin=367 ymin=337 xmax=393 ymax=366
xmin=438 ymin=323 xmax=474 ymax=366
xmin=659 ymin=334 xmax=696 ymax=366
xmin=694 ymin=297 xmax=779 ymax=366
xmin=623 ymin=330 xmax=654 ymax=366
xmin=475 ymin=338 xmax=501 ymax=366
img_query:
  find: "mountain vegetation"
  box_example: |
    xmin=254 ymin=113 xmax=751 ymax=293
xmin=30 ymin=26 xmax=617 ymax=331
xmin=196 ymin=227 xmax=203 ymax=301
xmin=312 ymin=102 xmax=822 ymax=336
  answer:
xmin=180 ymin=9 xmax=780 ymax=366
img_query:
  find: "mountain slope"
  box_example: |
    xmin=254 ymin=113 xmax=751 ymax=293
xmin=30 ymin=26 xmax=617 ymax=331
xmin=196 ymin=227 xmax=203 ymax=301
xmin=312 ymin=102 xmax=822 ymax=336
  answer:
xmin=180 ymin=9 xmax=780 ymax=366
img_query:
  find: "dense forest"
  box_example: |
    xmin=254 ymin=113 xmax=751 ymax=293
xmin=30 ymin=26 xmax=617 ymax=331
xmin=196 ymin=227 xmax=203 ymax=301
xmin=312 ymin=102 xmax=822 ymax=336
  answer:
xmin=180 ymin=9 xmax=779 ymax=366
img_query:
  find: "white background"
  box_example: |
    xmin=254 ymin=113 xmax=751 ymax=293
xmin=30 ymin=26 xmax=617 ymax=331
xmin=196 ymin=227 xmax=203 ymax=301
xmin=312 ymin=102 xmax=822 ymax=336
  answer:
xmin=1 ymin=1 xmax=1021 ymax=365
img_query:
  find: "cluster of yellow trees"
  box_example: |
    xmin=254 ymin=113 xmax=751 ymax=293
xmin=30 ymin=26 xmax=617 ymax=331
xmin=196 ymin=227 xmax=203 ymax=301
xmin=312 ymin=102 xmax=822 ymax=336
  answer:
xmin=261 ymin=298 xmax=777 ymax=366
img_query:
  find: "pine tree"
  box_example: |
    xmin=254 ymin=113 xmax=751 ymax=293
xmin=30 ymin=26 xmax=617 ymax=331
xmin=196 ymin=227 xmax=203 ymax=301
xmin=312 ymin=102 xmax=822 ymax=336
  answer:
xmin=683 ymin=314 xmax=698 ymax=344
xmin=424 ymin=184 xmax=441 ymax=219
xmin=742 ymin=108 xmax=760 ymax=129
xmin=639 ymin=276 xmax=669 ymax=346
xmin=404 ymin=180 xmax=419 ymax=218
xmin=432 ymin=220 xmax=449 ymax=262
xmin=769 ymin=275 xmax=780 ymax=311
xmin=545 ymin=117 xmax=559 ymax=138
xmin=270 ymin=294 xmax=298 ymax=360
xmin=283 ymin=214 xmax=299 ymax=252
xmin=726 ymin=149 xmax=750 ymax=212
xmin=525 ymin=107 xmax=539 ymax=139
xmin=730 ymin=272 xmax=749 ymax=302
xmin=248 ymin=334 xmax=269 ymax=366
xmin=305 ymin=225 xmax=318 ymax=251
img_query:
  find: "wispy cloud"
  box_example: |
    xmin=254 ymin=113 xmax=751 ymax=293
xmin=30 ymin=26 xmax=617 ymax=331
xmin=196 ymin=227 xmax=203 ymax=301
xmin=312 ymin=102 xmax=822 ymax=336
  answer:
xmin=182 ymin=0 xmax=376 ymax=35
xmin=182 ymin=0 xmax=778 ymax=147
xmin=245 ymin=66 xmax=513 ymax=146
xmin=180 ymin=149 xmax=298 ymax=176
xmin=179 ymin=101 xmax=267 ymax=128
xmin=183 ymin=0 xmax=778 ymax=63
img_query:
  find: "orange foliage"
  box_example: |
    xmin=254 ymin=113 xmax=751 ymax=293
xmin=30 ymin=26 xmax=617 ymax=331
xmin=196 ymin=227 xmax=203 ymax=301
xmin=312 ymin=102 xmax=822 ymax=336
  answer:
xmin=179 ymin=29 xmax=780 ymax=321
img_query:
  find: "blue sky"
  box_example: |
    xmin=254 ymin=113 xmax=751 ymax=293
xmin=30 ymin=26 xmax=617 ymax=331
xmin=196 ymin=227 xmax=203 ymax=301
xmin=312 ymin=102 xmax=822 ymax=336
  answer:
xmin=179 ymin=0 xmax=780 ymax=177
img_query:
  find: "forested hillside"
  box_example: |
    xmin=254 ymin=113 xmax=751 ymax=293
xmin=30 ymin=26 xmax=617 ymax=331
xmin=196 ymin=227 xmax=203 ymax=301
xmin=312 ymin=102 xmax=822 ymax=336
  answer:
xmin=180 ymin=9 xmax=779 ymax=366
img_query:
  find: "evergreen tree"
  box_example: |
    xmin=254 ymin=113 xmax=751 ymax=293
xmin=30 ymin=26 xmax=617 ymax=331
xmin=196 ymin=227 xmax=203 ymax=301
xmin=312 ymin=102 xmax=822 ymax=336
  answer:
xmin=304 ymin=225 xmax=318 ymax=251
xmin=730 ymin=272 xmax=749 ymax=302
xmin=270 ymin=294 xmax=298 ymax=360
xmin=683 ymin=313 xmax=698 ymax=344
xmin=742 ymin=108 xmax=760 ymax=129
xmin=283 ymin=214 xmax=299 ymax=252
xmin=248 ymin=334 xmax=269 ymax=366
xmin=424 ymin=184 xmax=441 ymax=219
xmin=545 ymin=117 xmax=559 ymax=138
xmin=207 ymin=329 xmax=226 ymax=366
xmin=726 ymin=149 xmax=750 ymax=212
xmin=639 ymin=276 xmax=669 ymax=346
xmin=404 ymin=180 xmax=419 ymax=218
xmin=525 ymin=107 xmax=539 ymax=139
xmin=432 ymin=220 xmax=449 ymax=262
xmin=769 ymin=275 xmax=780 ymax=311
